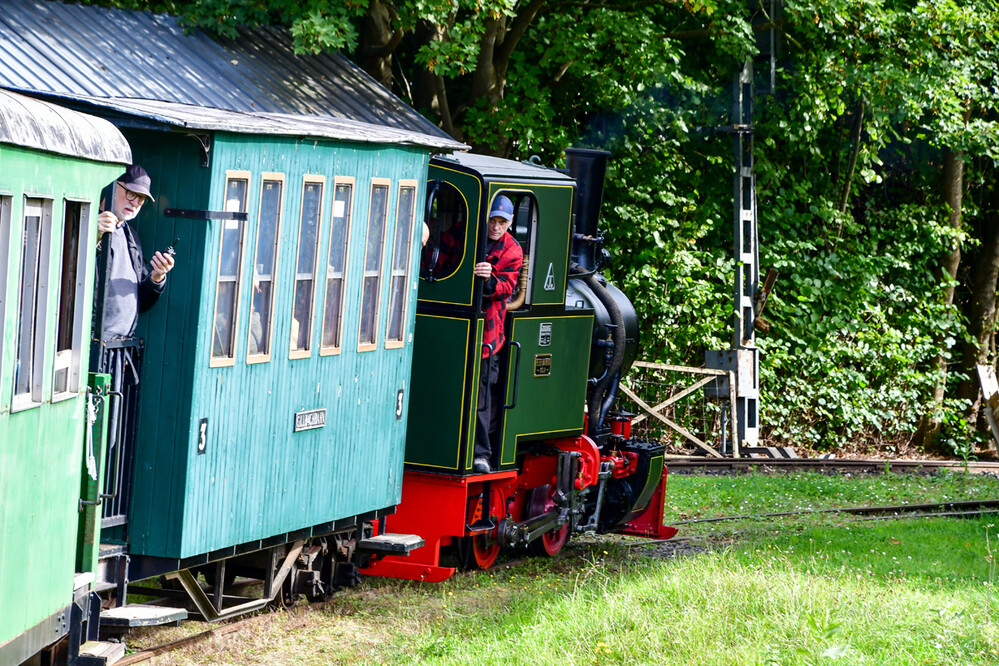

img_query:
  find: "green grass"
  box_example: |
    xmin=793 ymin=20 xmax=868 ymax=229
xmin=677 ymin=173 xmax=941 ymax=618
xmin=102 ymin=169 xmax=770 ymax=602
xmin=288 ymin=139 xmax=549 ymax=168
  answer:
xmin=133 ymin=470 xmax=999 ymax=665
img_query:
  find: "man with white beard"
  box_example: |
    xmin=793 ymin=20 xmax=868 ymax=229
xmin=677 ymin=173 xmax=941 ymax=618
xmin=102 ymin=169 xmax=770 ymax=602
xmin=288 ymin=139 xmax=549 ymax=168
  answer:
xmin=95 ymin=164 xmax=174 ymax=340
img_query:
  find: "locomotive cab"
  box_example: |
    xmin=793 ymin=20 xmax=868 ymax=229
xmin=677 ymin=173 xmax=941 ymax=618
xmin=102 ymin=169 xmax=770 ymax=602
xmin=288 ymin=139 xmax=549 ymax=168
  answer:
xmin=406 ymin=154 xmax=591 ymax=474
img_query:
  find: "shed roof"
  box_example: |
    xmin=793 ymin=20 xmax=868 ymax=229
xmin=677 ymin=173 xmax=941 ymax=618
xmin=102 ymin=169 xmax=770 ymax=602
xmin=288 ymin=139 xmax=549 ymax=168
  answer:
xmin=0 ymin=0 xmax=466 ymax=151
xmin=0 ymin=87 xmax=131 ymax=163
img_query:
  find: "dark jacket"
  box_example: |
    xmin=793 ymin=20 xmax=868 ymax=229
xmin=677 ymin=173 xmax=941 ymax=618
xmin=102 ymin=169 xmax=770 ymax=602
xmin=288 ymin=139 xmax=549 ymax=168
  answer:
xmin=95 ymin=222 xmax=165 ymax=339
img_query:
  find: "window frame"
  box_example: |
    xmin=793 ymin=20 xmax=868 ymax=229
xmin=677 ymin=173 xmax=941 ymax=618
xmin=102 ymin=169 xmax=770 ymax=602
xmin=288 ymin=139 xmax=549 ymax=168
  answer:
xmin=246 ymin=172 xmax=285 ymax=365
xmin=319 ymin=176 xmax=355 ymax=357
xmin=385 ymin=179 xmax=418 ymax=349
xmin=493 ymin=190 xmax=539 ymax=308
xmin=357 ymin=178 xmax=392 ymax=353
xmin=12 ymin=196 xmax=53 ymax=412
xmin=0 ymin=195 xmax=11 ymax=404
xmin=420 ymin=180 xmax=471 ymax=284
xmin=209 ymin=170 xmax=251 ymax=369
xmin=51 ymin=198 xmax=92 ymax=401
xmin=289 ymin=174 xmax=325 ymax=360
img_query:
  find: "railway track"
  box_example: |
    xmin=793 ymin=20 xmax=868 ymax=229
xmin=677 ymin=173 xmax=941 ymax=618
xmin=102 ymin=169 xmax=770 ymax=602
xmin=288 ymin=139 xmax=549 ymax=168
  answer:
xmin=664 ymin=456 xmax=999 ymax=475
xmin=670 ymin=498 xmax=999 ymax=526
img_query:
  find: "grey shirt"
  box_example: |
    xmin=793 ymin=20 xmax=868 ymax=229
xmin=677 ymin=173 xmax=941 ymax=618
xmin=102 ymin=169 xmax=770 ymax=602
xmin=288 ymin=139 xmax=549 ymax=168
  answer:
xmin=102 ymin=225 xmax=139 ymax=338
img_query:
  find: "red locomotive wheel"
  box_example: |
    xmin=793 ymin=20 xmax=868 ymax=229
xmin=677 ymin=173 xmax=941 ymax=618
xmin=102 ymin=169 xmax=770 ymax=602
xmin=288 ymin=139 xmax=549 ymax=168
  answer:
xmin=455 ymin=488 xmax=504 ymax=570
xmin=527 ymin=485 xmax=570 ymax=557
xmin=471 ymin=533 xmax=501 ymax=569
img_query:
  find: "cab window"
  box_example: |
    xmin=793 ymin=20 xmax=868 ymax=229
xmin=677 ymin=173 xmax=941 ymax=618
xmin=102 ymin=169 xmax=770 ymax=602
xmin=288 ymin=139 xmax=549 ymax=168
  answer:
xmin=495 ymin=191 xmax=538 ymax=308
xmin=420 ymin=181 xmax=468 ymax=282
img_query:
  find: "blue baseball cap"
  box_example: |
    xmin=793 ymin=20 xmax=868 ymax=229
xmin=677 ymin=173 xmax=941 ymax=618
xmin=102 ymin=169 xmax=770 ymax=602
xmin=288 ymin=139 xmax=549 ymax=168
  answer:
xmin=489 ymin=195 xmax=514 ymax=222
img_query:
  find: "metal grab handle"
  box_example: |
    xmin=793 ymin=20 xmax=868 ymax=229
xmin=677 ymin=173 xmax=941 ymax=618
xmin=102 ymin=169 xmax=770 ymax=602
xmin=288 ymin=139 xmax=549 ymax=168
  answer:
xmin=79 ymin=390 xmax=109 ymax=509
xmin=504 ymin=341 xmax=522 ymax=410
xmin=477 ymin=343 xmax=495 ymax=412
xmin=99 ymin=389 xmax=125 ymax=501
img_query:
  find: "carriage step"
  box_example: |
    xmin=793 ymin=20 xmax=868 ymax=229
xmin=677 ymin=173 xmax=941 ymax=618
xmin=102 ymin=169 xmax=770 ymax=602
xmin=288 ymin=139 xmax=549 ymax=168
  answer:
xmin=358 ymin=533 xmax=425 ymax=554
xmin=78 ymin=640 xmax=126 ymax=665
xmin=100 ymin=603 xmax=188 ymax=630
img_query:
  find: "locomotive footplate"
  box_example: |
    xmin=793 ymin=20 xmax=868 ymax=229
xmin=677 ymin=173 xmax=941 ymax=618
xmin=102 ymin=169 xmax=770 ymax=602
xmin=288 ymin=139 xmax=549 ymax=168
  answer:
xmin=358 ymin=533 xmax=425 ymax=555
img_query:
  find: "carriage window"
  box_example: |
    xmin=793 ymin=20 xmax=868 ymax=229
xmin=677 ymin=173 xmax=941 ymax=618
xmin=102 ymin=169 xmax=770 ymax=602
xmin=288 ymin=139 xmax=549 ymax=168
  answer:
xmin=321 ymin=179 xmax=354 ymax=355
xmin=358 ymin=179 xmax=390 ymax=351
xmin=290 ymin=176 xmax=324 ymax=358
xmin=53 ymin=200 xmax=90 ymax=398
xmin=0 ymin=197 xmax=9 ymax=394
xmin=247 ymin=175 xmax=284 ymax=363
xmin=13 ymin=198 xmax=52 ymax=411
xmin=420 ymin=181 xmax=468 ymax=281
xmin=211 ymin=172 xmax=249 ymax=366
xmin=386 ymin=181 xmax=417 ymax=347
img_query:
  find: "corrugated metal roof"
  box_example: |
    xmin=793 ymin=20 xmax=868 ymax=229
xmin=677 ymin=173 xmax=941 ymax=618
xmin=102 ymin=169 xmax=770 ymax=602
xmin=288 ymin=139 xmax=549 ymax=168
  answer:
xmin=0 ymin=88 xmax=131 ymax=163
xmin=0 ymin=0 xmax=466 ymax=151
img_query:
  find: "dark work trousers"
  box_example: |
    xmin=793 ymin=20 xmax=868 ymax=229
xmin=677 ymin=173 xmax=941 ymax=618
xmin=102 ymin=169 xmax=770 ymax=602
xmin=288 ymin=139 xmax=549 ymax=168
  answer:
xmin=474 ymin=352 xmax=502 ymax=462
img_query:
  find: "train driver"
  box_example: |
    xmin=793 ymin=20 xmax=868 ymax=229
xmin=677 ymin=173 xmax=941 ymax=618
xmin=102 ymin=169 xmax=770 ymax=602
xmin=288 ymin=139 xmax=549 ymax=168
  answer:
xmin=472 ymin=195 xmax=523 ymax=473
xmin=95 ymin=164 xmax=175 ymax=340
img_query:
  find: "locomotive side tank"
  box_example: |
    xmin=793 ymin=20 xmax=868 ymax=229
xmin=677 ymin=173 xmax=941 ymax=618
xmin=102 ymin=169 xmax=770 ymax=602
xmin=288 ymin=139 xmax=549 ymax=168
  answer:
xmin=0 ymin=89 xmax=130 ymax=665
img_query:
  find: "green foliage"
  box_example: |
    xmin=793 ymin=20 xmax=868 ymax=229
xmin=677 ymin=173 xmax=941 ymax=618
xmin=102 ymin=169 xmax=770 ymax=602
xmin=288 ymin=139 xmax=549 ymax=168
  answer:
xmin=96 ymin=0 xmax=999 ymax=450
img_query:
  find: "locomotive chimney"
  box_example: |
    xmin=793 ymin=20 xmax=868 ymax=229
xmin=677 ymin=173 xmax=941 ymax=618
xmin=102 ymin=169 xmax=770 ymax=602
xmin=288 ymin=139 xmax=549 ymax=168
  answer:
xmin=565 ymin=147 xmax=610 ymax=273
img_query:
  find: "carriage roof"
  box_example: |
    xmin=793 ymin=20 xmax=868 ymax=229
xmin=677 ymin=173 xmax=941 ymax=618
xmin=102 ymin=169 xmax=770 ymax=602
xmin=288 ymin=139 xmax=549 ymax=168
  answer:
xmin=0 ymin=87 xmax=130 ymax=163
xmin=0 ymin=0 xmax=465 ymax=151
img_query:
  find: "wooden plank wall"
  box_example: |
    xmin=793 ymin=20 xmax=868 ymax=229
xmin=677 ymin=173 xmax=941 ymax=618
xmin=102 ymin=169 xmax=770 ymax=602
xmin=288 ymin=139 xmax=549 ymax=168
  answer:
xmin=127 ymin=132 xmax=430 ymax=559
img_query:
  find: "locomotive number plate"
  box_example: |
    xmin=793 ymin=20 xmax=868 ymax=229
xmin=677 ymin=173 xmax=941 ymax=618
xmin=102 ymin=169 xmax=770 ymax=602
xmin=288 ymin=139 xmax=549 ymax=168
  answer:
xmin=534 ymin=354 xmax=552 ymax=377
xmin=539 ymin=322 xmax=552 ymax=346
xmin=294 ymin=408 xmax=327 ymax=432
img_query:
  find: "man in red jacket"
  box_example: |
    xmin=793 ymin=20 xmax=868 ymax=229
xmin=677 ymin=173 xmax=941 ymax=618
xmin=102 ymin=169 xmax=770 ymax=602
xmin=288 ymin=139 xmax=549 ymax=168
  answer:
xmin=473 ymin=194 xmax=523 ymax=473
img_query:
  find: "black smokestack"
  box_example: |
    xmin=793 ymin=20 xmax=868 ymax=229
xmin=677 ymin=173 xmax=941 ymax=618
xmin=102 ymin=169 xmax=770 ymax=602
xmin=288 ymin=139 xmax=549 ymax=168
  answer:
xmin=565 ymin=147 xmax=610 ymax=272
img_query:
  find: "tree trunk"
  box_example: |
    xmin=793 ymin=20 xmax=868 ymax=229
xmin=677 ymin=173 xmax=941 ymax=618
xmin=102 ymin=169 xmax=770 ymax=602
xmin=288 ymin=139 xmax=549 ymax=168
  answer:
xmin=914 ymin=146 xmax=965 ymax=451
xmin=956 ymin=174 xmax=999 ymax=424
xmin=358 ymin=0 xmax=402 ymax=89
xmin=410 ymin=20 xmax=461 ymax=140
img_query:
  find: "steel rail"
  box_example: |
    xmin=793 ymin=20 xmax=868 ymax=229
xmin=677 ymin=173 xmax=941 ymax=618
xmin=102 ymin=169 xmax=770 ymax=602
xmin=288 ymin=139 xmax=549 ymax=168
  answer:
xmin=671 ymin=499 xmax=999 ymax=525
xmin=115 ymin=617 xmax=252 ymax=665
xmin=664 ymin=457 xmax=999 ymax=474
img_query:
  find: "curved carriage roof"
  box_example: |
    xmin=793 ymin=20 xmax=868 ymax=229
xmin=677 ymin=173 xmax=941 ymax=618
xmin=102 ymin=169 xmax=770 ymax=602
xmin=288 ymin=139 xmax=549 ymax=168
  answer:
xmin=0 ymin=0 xmax=465 ymax=151
xmin=0 ymin=88 xmax=130 ymax=163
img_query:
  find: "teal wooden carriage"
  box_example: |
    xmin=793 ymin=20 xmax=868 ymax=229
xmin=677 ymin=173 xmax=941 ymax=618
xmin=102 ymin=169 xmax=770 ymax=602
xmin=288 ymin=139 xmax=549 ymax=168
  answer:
xmin=119 ymin=126 xmax=447 ymax=562
xmin=0 ymin=90 xmax=129 ymax=664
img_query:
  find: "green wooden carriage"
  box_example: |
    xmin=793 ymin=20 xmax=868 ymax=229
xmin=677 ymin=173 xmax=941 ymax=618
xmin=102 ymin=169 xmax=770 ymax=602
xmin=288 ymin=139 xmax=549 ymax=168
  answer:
xmin=0 ymin=89 xmax=129 ymax=664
